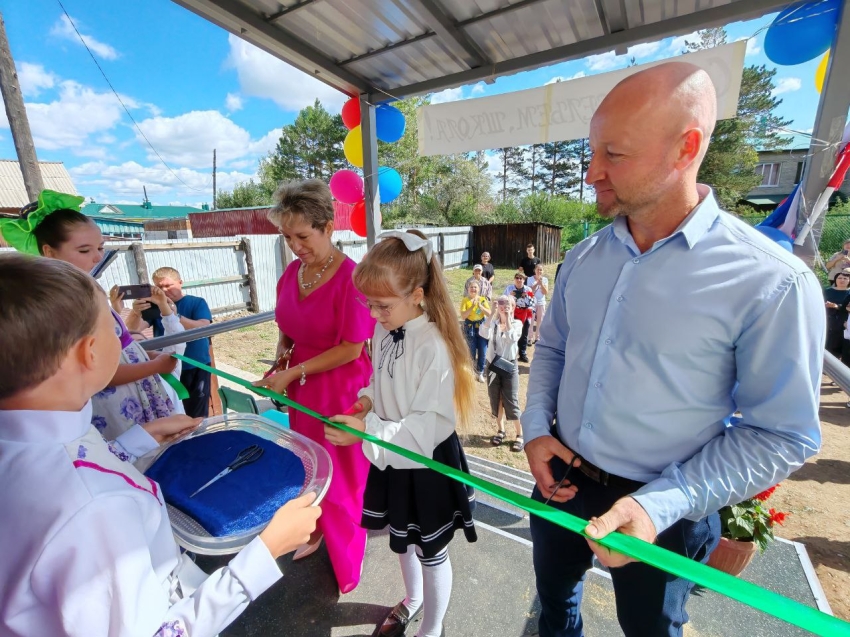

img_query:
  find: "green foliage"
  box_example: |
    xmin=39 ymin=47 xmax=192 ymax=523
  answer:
xmin=717 ymin=486 xmax=786 ymax=553
xmin=685 ymin=28 xmax=793 ymax=208
xmin=264 ymin=99 xmax=346 ymax=183
xmin=215 ymin=179 xmax=272 ymax=209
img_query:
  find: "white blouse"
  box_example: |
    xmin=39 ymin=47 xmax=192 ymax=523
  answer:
xmin=480 ymin=316 xmax=523 ymax=363
xmin=0 ymin=403 xmax=282 ymax=637
xmin=359 ymin=313 xmax=457 ymax=471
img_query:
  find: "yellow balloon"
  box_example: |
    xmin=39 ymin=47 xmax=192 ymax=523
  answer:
xmin=344 ymin=126 xmax=363 ymax=168
xmin=815 ymin=50 xmax=829 ymax=93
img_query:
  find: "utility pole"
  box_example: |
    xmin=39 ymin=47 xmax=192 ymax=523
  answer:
xmin=212 ymin=148 xmax=217 ymax=209
xmin=0 ymin=12 xmax=43 ymax=200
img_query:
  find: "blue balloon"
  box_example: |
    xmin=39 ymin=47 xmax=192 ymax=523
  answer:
xmin=764 ymin=0 xmax=840 ymax=66
xmin=378 ymin=167 xmax=403 ymax=203
xmin=755 ymin=226 xmax=793 ymax=253
xmin=375 ymin=105 xmax=406 ymax=143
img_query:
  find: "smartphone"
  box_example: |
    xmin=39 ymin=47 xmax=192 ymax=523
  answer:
xmin=89 ymin=249 xmax=119 ymax=280
xmin=117 ymin=284 xmax=152 ymax=300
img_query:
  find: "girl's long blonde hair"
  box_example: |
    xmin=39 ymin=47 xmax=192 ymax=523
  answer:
xmin=353 ymin=230 xmax=474 ymax=432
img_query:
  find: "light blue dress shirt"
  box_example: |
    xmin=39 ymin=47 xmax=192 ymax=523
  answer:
xmin=522 ymin=187 xmax=824 ymax=534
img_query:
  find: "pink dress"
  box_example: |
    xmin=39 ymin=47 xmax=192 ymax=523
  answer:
xmin=275 ymin=256 xmax=374 ymax=593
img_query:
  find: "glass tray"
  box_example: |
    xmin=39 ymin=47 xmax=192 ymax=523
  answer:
xmin=147 ymin=412 xmax=331 ymax=555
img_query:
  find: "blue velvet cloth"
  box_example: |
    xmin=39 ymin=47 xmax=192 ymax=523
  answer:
xmin=146 ymin=430 xmax=306 ymax=537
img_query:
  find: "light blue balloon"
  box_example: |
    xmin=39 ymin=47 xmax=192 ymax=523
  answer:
xmin=755 ymin=226 xmax=793 ymax=253
xmin=376 ymin=105 xmax=406 ymax=143
xmin=764 ymin=0 xmax=839 ymax=66
xmin=378 ymin=167 xmax=403 ymax=203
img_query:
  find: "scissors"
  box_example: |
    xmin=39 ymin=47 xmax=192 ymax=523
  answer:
xmin=190 ymin=444 xmax=265 ymax=498
xmin=544 ymin=454 xmax=581 ymax=506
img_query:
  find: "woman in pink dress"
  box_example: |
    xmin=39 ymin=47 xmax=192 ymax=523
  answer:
xmin=256 ymin=179 xmax=374 ymax=594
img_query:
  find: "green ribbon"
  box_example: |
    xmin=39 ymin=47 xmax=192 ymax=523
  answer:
xmin=0 ymin=190 xmax=86 ymax=255
xmin=161 ymin=372 xmax=189 ymax=400
xmin=174 ymin=353 xmax=849 ymax=637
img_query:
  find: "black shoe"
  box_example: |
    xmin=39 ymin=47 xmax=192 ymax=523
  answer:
xmin=518 ymin=355 xmax=529 ymax=363
xmin=371 ymin=601 xmax=422 ymax=637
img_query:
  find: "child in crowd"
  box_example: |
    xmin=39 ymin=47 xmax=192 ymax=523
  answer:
xmin=481 ymin=295 xmax=524 ymax=452
xmin=0 ymin=253 xmax=321 ymax=636
xmin=504 ymin=273 xmax=535 ymax=363
xmin=0 ymin=191 xmax=180 ymax=440
xmin=460 ymin=279 xmax=490 ymax=382
xmin=127 ymin=266 xmax=213 ymax=418
xmin=326 ymin=230 xmax=477 ymax=637
xmin=464 ymin=263 xmax=492 ymax=301
xmin=526 ymin=264 xmax=549 ymax=345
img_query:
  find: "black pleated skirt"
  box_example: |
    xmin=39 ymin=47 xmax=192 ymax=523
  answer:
xmin=361 ymin=431 xmax=477 ymax=558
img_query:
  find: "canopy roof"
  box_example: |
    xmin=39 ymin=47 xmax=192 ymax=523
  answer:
xmin=173 ymin=0 xmax=790 ymax=101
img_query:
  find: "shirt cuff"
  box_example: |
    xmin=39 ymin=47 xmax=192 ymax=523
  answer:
xmin=631 ymin=476 xmax=693 ymax=535
xmin=228 ymin=536 xmax=283 ymax=600
xmin=115 ymin=425 xmax=159 ymax=458
xmin=357 ymin=385 xmax=375 ymax=404
xmin=161 ymin=313 xmax=181 ymax=328
xmin=519 ymin=412 xmax=553 ymax=446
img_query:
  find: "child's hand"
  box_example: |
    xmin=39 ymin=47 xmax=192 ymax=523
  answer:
xmin=344 ymin=396 xmax=372 ymax=419
xmin=143 ymin=415 xmax=203 ymax=443
xmin=131 ymin=298 xmax=152 ymax=315
xmin=109 ymin=286 xmax=125 ymax=313
xmin=149 ymin=286 xmax=172 ymax=314
xmin=324 ymin=415 xmax=367 ymax=446
xmin=259 ymin=493 xmax=322 ymax=558
xmin=151 ymin=352 xmax=178 ymax=375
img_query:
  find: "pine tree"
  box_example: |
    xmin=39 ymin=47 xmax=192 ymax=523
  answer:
xmin=497 ymin=146 xmax=529 ymax=201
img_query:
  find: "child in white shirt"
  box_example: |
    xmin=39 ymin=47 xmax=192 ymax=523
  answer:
xmin=0 ymin=253 xmax=320 ymax=637
xmin=326 ymin=230 xmax=477 ymax=637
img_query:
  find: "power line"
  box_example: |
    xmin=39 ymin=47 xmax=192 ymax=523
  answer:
xmin=55 ymin=0 xmax=204 ymax=193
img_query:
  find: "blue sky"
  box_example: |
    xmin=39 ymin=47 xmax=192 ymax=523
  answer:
xmin=0 ymin=0 xmax=827 ymax=206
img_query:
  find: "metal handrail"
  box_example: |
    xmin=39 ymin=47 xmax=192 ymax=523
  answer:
xmin=823 ymin=350 xmax=850 ymax=395
xmin=139 ymin=311 xmax=275 ymax=350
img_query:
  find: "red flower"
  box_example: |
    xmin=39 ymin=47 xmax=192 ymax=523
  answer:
xmin=754 ymin=485 xmax=779 ymax=502
xmin=768 ymin=508 xmax=788 ymax=526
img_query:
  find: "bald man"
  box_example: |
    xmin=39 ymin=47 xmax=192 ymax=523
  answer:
xmin=522 ymin=62 xmax=824 ymax=636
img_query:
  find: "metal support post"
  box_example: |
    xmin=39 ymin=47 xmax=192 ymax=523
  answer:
xmin=360 ymin=94 xmax=380 ymax=249
xmin=795 ymin=1 xmax=850 ymax=264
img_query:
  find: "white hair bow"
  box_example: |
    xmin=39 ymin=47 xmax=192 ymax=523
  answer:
xmin=378 ymin=230 xmax=433 ymax=263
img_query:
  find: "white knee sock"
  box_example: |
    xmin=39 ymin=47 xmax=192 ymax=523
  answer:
xmin=415 ymin=548 xmax=452 ymax=637
xmin=398 ymin=545 xmax=423 ymax=616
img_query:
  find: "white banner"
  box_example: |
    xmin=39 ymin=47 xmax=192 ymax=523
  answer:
xmin=417 ymin=42 xmax=746 ymax=156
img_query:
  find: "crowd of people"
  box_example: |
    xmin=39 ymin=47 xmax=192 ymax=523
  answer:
xmin=0 ymin=61 xmax=827 ymax=637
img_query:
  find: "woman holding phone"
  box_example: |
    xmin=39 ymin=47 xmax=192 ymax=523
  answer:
xmin=824 ymin=268 xmax=850 ymax=360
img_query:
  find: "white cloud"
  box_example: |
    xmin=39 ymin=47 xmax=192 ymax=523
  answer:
xmin=746 ymin=39 xmax=761 ymax=57
xmin=225 ymin=35 xmax=345 ymax=112
xmin=471 ymin=83 xmax=486 ymax=96
xmin=50 ymin=15 xmax=119 ymax=61
xmin=667 ymin=31 xmax=700 ymax=54
xmin=225 ymin=93 xmax=243 ymax=112
xmin=430 ymin=86 xmax=465 ymax=104
xmin=585 ymin=51 xmax=621 ymax=71
xmin=18 ymin=62 xmax=57 ymax=97
xmin=628 ymin=41 xmax=662 ymax=59
xmin=772 ymin=77 xmax=802 ymax=96
xmin=70 ymin=160 xmax=254 ymax=201
xmin=134 ymin=111 xmax=280 ymax=170
xmin=0 ymin=80 xmax=134 ymax=152
xmin=546 ymin=71 xmax=585 ymax=84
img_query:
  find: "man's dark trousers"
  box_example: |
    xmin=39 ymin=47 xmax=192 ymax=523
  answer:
xmin=530 ymin=455 xmax=720 ymax=637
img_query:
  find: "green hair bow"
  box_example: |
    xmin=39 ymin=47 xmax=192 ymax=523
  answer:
xmin=0 ymin=190 xmax=86 ymax=255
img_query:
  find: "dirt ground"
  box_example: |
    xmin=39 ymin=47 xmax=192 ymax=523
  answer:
xmin=213 ymin=265 xmax=850 ymax=620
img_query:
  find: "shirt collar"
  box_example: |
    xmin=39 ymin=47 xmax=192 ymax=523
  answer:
xmin=612 ymin=184 xmax=721 ymax=252
xmin=0 ymin=401 xmax=93 ymax=444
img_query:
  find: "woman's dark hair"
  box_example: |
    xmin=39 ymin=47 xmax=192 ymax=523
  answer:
xmin=33 ymin=209 xmax=94 ymax=253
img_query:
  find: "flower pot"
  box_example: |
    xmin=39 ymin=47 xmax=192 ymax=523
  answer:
xmin=707 ymin=536 xmax=758 ymax=576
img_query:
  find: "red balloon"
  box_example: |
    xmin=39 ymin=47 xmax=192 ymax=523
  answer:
xmin=349 ymin=201 xmax=381 ymax=238
xmin=350 ymin=201 xmax=367 ymax=237
xmin=341 ymin=98 xmax=360 ymax=130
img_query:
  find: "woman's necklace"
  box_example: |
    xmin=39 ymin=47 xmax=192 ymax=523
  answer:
xmin=298 ymin=250 xmax=334 ymax=289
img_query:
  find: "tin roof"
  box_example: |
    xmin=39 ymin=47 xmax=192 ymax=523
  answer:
xmin=172 ymin=0 xmax=790 ymax=100
xmin=0 ymin=160 xmax=77 ymax=208
xmin=81 ymin=202 xmax=203 ymax=221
